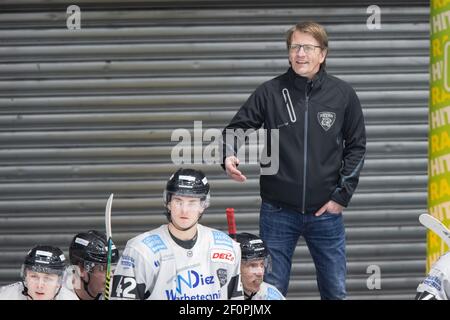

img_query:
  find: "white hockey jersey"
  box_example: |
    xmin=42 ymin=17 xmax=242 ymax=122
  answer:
xmin=416 ymin=252 xmax=450 ymax=300
xmin=0 ymin=281 xmax=78 ymax=300
xmin=249 ymin=282 xmax=285 ymax=300
xmin=111 ymin=224 xmax=243 ymax=300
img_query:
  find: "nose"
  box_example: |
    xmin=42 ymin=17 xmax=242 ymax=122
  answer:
xmin=37 ymin=277 xmax=46 ymax=289
xmin=180 ymin=202 xmax=191 ymax=213
xmin=254 ymin=266 xmax=264 ymax=276
xmin=296 ymin=46 xmax=306 ymax=56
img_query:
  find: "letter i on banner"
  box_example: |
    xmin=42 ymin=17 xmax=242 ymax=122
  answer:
xmin=428 ymin=0 xmax=450 ymax=272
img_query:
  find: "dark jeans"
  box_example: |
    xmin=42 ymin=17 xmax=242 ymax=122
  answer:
xmin=259 ymin=200 xmax=347 ymax=299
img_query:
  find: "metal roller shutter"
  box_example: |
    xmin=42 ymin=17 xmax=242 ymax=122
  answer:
xmin=0 ymin=1 xmax=428 ymax=299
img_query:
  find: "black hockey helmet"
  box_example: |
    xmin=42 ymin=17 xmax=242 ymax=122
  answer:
xmin=235 ymin=233 xmax=268 ymax=261
xmin=163 ymin=168 xmax=210 ymax=208
xmin=21 ymin=245 xmax=67 ymax=278
xmin=69 ymin=230 xmax=119 ymax=272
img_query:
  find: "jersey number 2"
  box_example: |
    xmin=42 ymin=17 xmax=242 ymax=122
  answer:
xmin=115 ymin=276 xmax=137 ymax=299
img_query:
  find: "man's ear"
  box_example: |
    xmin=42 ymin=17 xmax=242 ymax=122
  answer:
xmin=77 ymin=265 xmax=88 ymax=278
xmin=319 ymin=48 xmax=328 ymax=64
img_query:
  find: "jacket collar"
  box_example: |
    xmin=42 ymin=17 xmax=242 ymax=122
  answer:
xmin=287 ymin=65 xmax=326 ymax=91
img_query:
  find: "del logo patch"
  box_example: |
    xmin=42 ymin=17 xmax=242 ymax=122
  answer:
xmin=210 ymin=249 xmax=235 ymax=265
xmin=317 ymin=112 xmax=336 ymax=131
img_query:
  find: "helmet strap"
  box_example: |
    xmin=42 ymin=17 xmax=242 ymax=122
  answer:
xmin=244 ymin=291 xmax=257 ymax=300
xmin=21 ymin=281 xmax=33 ymax=300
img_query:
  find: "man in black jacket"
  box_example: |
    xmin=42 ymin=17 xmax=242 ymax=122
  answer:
xmin=221 ymin=21 xmax=366 ymax=299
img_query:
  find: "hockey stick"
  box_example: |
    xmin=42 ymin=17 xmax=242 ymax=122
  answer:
xmin=419 ymin=213 xmax=450 ymax=247
xmin=226 ymin=207 xmax=237 ymax=240
xmin=104 ymin=193 xmax=114 ymax=300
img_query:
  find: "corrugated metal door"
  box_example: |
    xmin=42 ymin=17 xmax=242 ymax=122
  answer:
xmin=0 ymin=1 xmax=428 ymax=299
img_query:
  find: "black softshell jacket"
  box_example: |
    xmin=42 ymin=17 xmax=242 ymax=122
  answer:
xmin=222 ymin=67 xmax=366 ymax=214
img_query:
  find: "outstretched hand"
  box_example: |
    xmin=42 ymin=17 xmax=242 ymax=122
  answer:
xmin=224 ymin=156 xmax=247 ymax=182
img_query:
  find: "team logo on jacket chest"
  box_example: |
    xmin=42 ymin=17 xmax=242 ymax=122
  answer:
xmin=317 ymin=112 xmax=336 ymax=131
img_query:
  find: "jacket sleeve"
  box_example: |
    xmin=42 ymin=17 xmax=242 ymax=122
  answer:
xmin=220 ymin=86 xmax=267 ymax=169
xmin=330 ymin=87 xmax=366 ymax=207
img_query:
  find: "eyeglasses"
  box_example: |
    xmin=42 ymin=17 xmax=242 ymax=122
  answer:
xmin=288 ymin=44 xmax=323 ymax=54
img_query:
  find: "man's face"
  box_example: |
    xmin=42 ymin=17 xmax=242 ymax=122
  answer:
xmin=241 ymin=259 xmax=265 ymax=293
xmin=25 ymin=270 xmax=61 ymax=300
xmin=82 ymin=264 xmax=108 ymax=295
xmin=167 ymin=195 xmax=204 ymax=229
xmin=288 ymin=31 xmax=326 ymax=79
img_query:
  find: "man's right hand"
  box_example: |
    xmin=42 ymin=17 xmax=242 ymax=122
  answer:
xmin=224 ymin=156 xmax=247 ymax=182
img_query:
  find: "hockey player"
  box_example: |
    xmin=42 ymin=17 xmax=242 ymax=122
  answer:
xmin=235 ymin=232 xmax=285 ymax=300
xmin=0 ymin=245 xmax=77 ymax=300
xmin=416 ymin=214 xmax=450 ymax=300
xmin=111 ymin=168 xmax=243 ymax=300
xmin=68 ymin=230 xmax=119 ymax=300
xmin=416 ymin=252 xmax=450 ymax=300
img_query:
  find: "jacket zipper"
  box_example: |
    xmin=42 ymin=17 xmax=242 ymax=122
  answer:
xmin=302 ymin=84 xmax=311 ymax=214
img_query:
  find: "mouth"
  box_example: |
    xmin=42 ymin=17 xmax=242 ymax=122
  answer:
xmin=34 ymin=292 xmax=46 ymax=298
xmin=296 ymin=61 xmax=308 ymax=65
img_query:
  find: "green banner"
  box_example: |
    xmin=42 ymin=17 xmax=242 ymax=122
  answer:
xmin=428 ymin=0 xmax=450 ymax=272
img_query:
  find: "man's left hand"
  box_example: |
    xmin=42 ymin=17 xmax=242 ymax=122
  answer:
xmin=314 ymin=200 xmax=344 ymax=216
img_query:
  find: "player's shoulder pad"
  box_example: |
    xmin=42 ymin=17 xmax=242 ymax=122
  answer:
xmin=432 ymin=251 xmax=450 ymax=273
xmin=58 ymin=286 xmax=79 ymax=300
xmin=204 ymin=225 xmax=236 ymax=251
xmin=264 ymin=283 xmax=285 ymax=300
xmin=0 ymin=281 xmax=21 ymax=291
xmin=129 ymin=226 xmax=170 ymax=255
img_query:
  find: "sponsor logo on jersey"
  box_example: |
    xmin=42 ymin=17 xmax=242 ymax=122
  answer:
xmin=164 ymin=269 xmax=217 ymax=300
xmin=120 ymin=255 xmax=135 ymax=269
xmin=212 ymin=231 xmax=233 ymax=248
xmin=142 ymin=235 xmax=167 ymax=253
xmin=423 ymin=275 xmax=442 ymax=291
xmin=210 ymin=249 xmax=235 ymax=265
xmin=216 ymin=268 xmax=228 ymax=287
xmin=165 ymin=290 xmax=221 ymax=300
